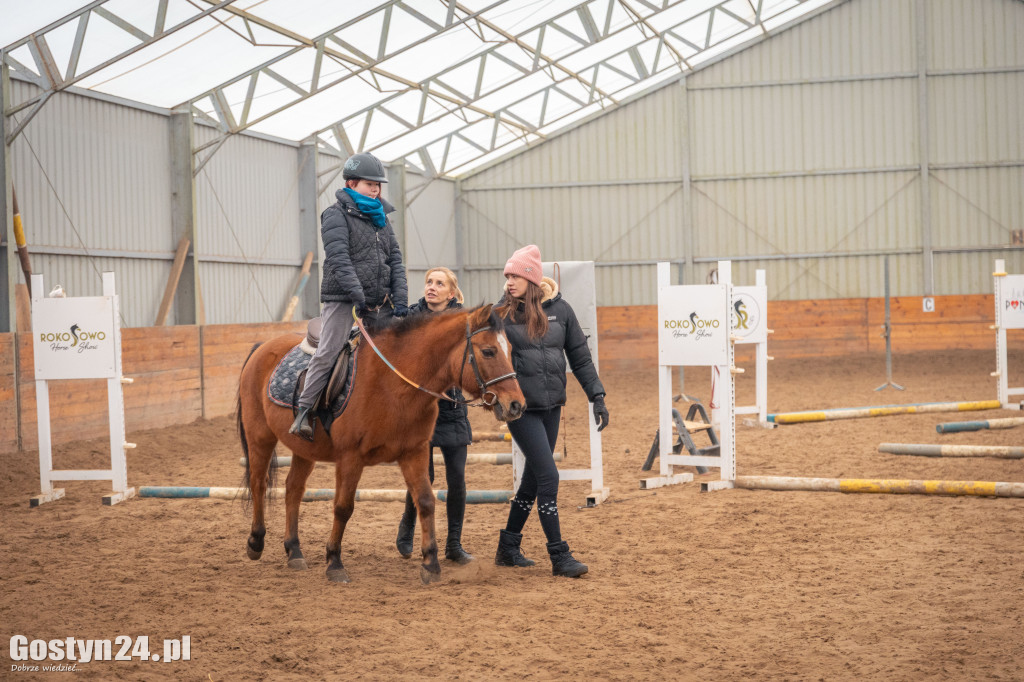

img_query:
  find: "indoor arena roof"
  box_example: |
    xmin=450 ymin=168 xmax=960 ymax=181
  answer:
xmin=2 ymin=0 xmax=839 ymax=177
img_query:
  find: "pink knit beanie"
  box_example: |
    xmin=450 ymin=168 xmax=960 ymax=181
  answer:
xmin=503 ymin=245 xmax=543 ymax=286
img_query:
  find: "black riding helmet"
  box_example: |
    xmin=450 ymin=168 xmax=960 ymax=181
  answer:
xmin=342 ymin=152 xmax=388 ymax=183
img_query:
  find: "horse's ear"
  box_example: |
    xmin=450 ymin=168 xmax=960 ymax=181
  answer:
xmin=469 ymin=303 xmax=493 ymax=327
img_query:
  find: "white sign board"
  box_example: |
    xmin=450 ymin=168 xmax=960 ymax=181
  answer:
xmin=33 ymin=296 xmax=117 ymax=380
xmin=658 ymin=284 xmax=728 ymax=366
xmin=543 ymin=260 xmax=598 ymax=369
xmin=999 ymin=274 xmax=1024 ymax=330
xmin=732 ymin=285 xmax=767 ymax=344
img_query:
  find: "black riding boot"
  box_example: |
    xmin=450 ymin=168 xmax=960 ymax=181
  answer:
xmin=443 ymin=491 xmax=473 ymax=564
xmin=395 ymin=494 xmax=416 ymax=559
xmin=494 ymin=529 xmax=536 ymax=567
xmin=288 ymin=407 xmax=315 ymax=441
xmin=546 ymin=540 xmax=588 ymax=578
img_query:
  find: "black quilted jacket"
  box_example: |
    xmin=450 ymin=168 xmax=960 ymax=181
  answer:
xmin=499 ymin=285 xmax=604 ymax=410
xmin=319 ymin=190 xmax=408 ymax=308
xmin=411 ymin=297 xmax=472 ymax=447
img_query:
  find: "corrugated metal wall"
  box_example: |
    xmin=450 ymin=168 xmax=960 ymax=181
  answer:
xmin=194 ymin=126 xmax=303 ymax=323
xmin=9 ymin=81 xmax=174 ymax=326
xmin=458 ymin=0 xmax=1024 ymax=304
xmin=403 ymin=170 xmax=458 ymax=301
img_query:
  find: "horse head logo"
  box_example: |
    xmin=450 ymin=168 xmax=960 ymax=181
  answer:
xmin=734 ymin=299 xmax=749 ymax=330
xmin=69 ymin=324 xmax=80 ymax=347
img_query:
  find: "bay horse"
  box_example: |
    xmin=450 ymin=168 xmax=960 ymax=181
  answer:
xmin=236 ymin=304 xmax=524 ymax=584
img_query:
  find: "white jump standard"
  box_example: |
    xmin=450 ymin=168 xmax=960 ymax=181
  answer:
xmin=29 ymin=272 xmax=136 ymax=507
xmin=992 ymin=259 xmax=1024 ymax=409
xmin=642 ymin=260 xmax=739 ymax=491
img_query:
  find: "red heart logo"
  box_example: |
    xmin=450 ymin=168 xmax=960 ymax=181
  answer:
xmin=1014 ymin=301 xmax=1020 ymax=309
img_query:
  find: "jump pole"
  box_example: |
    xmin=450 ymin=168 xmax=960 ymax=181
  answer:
xmin=878 ymin=443 xmax=1024 ymax=459
xmin=138 ymin=487 xmax=513 ymax=503
xmin=732 ymin=475 xmax=1024 ymax=498
xmin=237 ymin=452 xmax=564 ymax=468
xmin=767 ymin=400 xmax=1001 ymax=424
xmin=992 ymin=259 xmax=1024 ymax=409
xmin=642 ymin=260 xmax=737 ymax=491
xmin=936 ymin=417 xmax=1024 ymax=433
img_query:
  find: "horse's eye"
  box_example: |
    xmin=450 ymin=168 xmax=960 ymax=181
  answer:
xmin=481 ymin=348 xmax=496 ymax=358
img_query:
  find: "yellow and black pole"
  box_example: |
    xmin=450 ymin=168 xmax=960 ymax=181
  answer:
xmin=11 ymin=187 xmax=31 ymax=295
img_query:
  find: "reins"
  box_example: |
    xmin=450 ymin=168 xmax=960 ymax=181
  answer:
xmin=352 ymin=306 xmax=516 ymax=407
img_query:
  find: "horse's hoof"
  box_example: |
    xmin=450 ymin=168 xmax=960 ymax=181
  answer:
xmin=246 ymin=547 xmax=262 ymax=561
xmin=326 ymin=568 xmax=350 ymax=583
xmin=420 ymin=566 xmax=441 ymax=585
xmin=287 ymin=557 xmax=308 ymax=570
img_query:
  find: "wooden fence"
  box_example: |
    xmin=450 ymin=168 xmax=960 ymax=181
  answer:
xmin=1 ymin=294 xmax=1015 ymax=452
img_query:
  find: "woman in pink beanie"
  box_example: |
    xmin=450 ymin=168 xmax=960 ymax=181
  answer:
xmin=493 ymin=244 xmax=610 ymax=578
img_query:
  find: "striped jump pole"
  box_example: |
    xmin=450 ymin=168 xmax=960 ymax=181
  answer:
xmin=767 ymin=400 xmax=1001 ymax=425
xmin=878 ymin=443 xmax=1024 ymax=459
xmin=238 ymin=452 xmax=562 ymax=468
xmin=936 ymin=417 xmax=1024 ymax=433
xmin=474 ymin=432 xmax=512 ymax=442
xmin=138 ymin=487 xmax=513 ymax=503
xmin=729 ymin=475 xmax=1024 ymax=498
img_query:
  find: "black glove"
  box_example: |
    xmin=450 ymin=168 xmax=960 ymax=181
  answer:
xmin=592 ymin=395 xmax=609 ymax=432
xmin=392 ymin=303 xmax=410 ymax=318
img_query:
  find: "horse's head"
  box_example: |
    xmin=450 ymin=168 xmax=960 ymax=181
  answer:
xmin=460 ymin=304 xmax=524 ymax=422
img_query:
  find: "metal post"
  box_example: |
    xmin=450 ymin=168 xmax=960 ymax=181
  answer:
xmin=916 ymin=0 xmax=934 ymax=297
xmin=298 ymin=142 xmax=320 ymax=319
xmin=1 ymin=60 xmax=15 ymax=333
xmin=875 ymin=256 xmax=905 ymax=391
xmin=170 ymin=107 xmax=197 ymax=325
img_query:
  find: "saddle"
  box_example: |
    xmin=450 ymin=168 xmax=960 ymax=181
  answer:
xmin=267 ymin=317 xmax=360 ymax=433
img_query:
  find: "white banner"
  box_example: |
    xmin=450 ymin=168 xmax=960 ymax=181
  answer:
xmin=732 ymin=285 xmax=768 ymax=344
xmin=1000 ymin=274 xmax=1024 ymax=330
xmin=658 ymin=284 xmax=728 ymax=366
xmin=33 ymin=296 xmax=118 ymax=380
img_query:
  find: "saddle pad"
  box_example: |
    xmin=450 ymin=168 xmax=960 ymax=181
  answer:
xmin=267 ymin=344 xmax=359 ymax=419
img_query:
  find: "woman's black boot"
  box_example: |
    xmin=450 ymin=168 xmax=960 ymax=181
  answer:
xmin=395 ymin=494 xmax=416 ymax=559
xmin=494 ymin=529 xmax=536 ymax=567
xmin=546 ymin=540 xmax=588 ymax=578
xmin=443 ymin=493 xmax=474 ymax=564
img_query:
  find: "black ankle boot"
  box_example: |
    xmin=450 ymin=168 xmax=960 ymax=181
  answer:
xmin=546 ymin=540 xmax=588 ymax=578
xmin=396 ymin=498 xmax=416 ymax=559
xmin=288 ymin=407 xmax=315 ymax=441
xmin=494 ymin=529 xmax=535 ymax=567
xmin=445 ymin=539 xmax=474 ymax=564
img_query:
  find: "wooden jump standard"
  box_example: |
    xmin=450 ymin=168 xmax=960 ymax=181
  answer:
xmin=879 ymin=443 xmax=1024 ymax=459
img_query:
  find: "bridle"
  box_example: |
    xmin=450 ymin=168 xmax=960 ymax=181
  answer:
xmin=353 ymin=308 xmax=517 ymax=407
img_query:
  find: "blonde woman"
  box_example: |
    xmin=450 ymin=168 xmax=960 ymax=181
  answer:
xmin=395 ymin=267 xmax=475 ymax=564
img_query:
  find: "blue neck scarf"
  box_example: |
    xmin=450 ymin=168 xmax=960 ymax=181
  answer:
xmin=343 ymin=188 xmax=387 ymax=228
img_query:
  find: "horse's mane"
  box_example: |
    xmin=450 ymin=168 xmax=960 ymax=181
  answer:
xmin=376 ymin=304 xmax=504 ymax=338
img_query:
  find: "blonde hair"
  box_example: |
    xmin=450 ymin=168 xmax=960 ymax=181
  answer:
xmin=424 ymin=267 xmax=464 ymax=305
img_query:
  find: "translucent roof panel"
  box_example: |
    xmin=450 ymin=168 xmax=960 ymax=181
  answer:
xmin=3 ymin=0 xmax=840 ymax=177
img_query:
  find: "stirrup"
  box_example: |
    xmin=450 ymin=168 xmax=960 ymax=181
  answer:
xmin=289 ymin=408 xmax=315 ymax=441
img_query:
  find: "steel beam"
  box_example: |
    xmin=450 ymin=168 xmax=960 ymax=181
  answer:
xmin=0 ymin=61 xmax=14 ymax=332
xmin=170 ymin=107 xmax=198 ymax=325
xmin=297 ymin=142 xmax=320 ymax=320
xmin=916 ymin=0 xmax=934 ymax=297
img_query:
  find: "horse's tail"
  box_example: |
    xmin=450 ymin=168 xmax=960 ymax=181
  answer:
xmin=237 ymin=342 xmax=275 ymax=510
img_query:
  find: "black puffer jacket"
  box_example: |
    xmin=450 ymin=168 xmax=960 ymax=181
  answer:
xmin=320 ymin=190 xmax=408 ymax=308
xmin=499 ymin=277 xmax=604 ymax=410
xmin=411 ymin=297 xmax=473 ymax=447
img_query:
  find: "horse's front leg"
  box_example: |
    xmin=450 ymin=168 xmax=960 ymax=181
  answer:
xmin=324 ymin=458 xmax=364 ymax=583
xmin=283 ymin=455 xmax=315 ymax=570
xmin=398 ymin=453 xmax=440 ymax=584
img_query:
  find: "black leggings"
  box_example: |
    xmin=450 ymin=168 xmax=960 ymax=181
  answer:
xmin=504 ymin=407 xmax=563 ymax=545
xmin=402 ymin=445 xmax=468 ymax=539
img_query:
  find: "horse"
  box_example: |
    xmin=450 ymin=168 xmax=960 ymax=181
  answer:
xmin=236 ymin=304 xmax=525 ymax=584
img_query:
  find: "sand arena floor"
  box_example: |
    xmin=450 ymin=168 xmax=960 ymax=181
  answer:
xmin=2 ymin=349 xmax=1023 ymax=680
